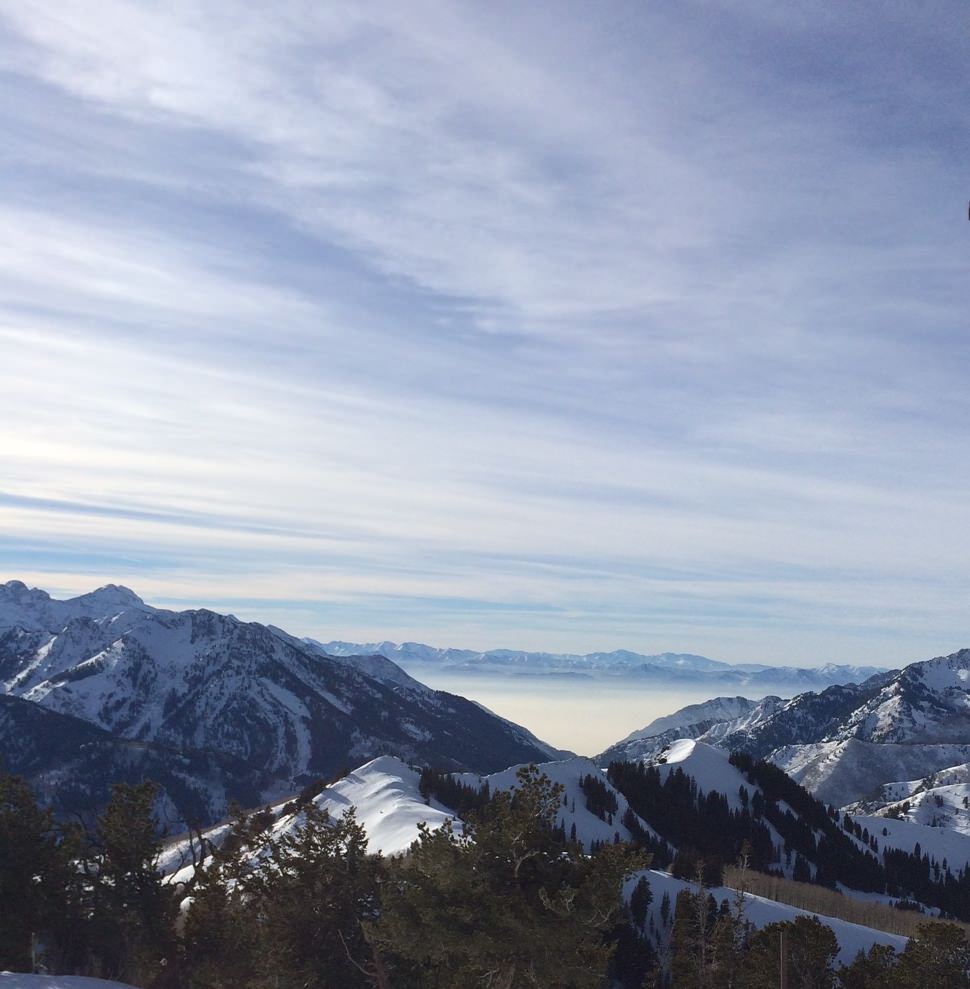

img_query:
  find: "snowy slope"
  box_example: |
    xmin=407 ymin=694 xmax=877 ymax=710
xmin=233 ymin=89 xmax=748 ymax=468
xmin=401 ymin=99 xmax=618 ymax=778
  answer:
xmin=619 ymin=696 xmax=761 ymax=742
xmin=478 ymin=756 xmax=665 ymax=849
xmin=771 ymin=738 xmax=970 ymax=809
xmin=632 ymin=869 xmax=907 ymax=966
xmin=308 ymin=756 xmax=459 ymax=856
xmin=0 ymin=580 xmax=153 ymax=634
xmin=603 ymin=649 xmax=970 ymax=813
xmin=849 ymin=814 xmax=970 ymax=875
xmin=848 ymin=763 xmax=970 ymax=836
xmin=160 ymin=754 xmax=661 ymax=884
xmin=653 ymin=739 xmax=755 ymax=811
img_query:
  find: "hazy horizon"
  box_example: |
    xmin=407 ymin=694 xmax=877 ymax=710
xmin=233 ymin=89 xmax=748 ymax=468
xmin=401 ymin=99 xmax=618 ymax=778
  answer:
xmin=399 ymin=666 xmax=794 ymax=756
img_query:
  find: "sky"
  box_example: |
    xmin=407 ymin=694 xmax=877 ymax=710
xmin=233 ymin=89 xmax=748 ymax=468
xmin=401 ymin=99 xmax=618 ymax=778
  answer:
xmin=0 ymin=1 xmax=968 ymax=667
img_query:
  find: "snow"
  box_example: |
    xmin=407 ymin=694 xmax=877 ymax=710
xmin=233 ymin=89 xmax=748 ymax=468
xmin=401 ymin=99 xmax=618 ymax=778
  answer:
xmin=480 ymin=756 xmax=664 ymax=848
xmin=158 ymin=753 xmax=660 ymax=883
xmin=0 ymin=977 xmax=139 ymax=989
xmin=307 ymin=756 xmax=459 ymax=856
xmin=288 ymin=755 xmax=659 ymax=857
xmin=852 ymin=814 xmax=970 ymax=874
xmin=655 ymin=739 xmax=751 ymax=812
xmin=634 ymin=869 xmax=907 ymax=966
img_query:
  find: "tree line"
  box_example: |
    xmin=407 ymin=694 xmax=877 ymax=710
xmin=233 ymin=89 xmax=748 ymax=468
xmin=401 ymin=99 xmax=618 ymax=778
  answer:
xmin=4 ymin=765 xmax=970 ymax=987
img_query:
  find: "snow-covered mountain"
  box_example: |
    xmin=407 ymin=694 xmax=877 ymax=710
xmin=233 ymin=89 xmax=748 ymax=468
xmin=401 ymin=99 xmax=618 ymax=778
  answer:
xmin=602 ymin=649 xmax=970 ymax=811
xmin=600 ymin=695 xmax=787 ymax=763
xmin=0 ymin=581 xmax=562 ymax=825
xmin=316 ymin=638 xmax=885 ymax=688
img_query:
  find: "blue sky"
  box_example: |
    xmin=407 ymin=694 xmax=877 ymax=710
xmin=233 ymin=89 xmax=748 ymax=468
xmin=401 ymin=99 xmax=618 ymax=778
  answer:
xmin=0 ymin=1 xmax=968 ymax=665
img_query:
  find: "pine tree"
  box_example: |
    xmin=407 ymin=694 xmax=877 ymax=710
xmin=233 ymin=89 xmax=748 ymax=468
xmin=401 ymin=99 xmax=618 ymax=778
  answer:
xmin=376 ymin=765 xmax=645 ymax=988
xmin=837 ymin=943 xmax=898 ymax=989
xmin=0 ymin=773 xmax=62 ymax=970
xmin=250 ymin=805 xmax=386 ymax=989
xmin=737 ymin=917 xmax=838 ymax=989
xmin=895 ymin=922 xmax=970 ymax=989
xmin=89 ymin=781 xmax=177 ymax=984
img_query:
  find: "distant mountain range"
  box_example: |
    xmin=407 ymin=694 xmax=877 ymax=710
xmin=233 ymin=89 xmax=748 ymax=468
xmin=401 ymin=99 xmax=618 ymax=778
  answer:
xmin=0 ymin=580 xmax=561 ymax=826
xmin=317 ymin=639 xmax=886 ymax=689
xmin=600 ymin=648 xmax=970 ymax=812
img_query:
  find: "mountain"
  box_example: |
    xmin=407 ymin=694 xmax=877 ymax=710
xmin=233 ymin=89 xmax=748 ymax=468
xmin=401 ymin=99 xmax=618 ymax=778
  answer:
xmin=0 ymin=580 xmax=562 ymax=825
xmin=316 ymin=637 xmax=885 ymax=688
xmin=601 ymin=649 xmax=970 ymax=811
xmin=600 ymin=695 xmax=787 ymax=764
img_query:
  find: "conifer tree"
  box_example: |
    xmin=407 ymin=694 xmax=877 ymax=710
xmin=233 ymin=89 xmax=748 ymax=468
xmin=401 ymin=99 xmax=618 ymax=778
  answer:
xmin=89 ymin=781 xmax=177 ymax=984
xmin=737 ymin=917 xmax=838 ymax=989
xmin=249 ymin=804 xmax=386 ymax=989
xmin=894 ymin=922 xmax=970 ymax=989
xmin=837 ymin=943 xmax=898 ymax=989
xmin=0 ymin=773 xmax=62 ymax=970
xmin=376 ymin=765 xmax=645 ymax=988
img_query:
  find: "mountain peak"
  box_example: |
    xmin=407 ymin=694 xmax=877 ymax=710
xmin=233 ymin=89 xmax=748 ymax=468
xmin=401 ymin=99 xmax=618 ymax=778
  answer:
xmin=2 ymin=579 xmax=49 ymax=599
xmin=85 ymin=584 xmax=144 ymax=606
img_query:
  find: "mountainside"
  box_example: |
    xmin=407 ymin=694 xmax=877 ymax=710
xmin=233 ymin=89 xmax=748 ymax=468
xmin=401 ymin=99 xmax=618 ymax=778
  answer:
xmin=0 ymin=693 xmax=267 ymax=826
xmin=602 ymin=649 xmax=970 ymax=810
xmin=847 ymin=762 xmax=970 ymax=836
xmin=0 ymin=581 xmax=561 ymax=825
xmin=318 ymin=638 xmax=885 ymax=688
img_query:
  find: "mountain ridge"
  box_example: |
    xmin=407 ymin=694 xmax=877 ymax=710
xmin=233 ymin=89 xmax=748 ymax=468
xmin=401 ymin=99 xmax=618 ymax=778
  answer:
xmin=316 ymin=636 xmax=887 ymax=688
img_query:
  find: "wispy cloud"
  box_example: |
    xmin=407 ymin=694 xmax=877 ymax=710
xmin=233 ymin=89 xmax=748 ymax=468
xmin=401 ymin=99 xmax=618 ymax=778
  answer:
xmin=0 ymin=1 xmax=968 ymax=664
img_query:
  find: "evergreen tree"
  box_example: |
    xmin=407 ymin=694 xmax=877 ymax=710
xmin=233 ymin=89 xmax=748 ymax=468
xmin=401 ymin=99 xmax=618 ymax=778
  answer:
xmin=89 ymin=781 xmax=177 ymax=984
xmin=250 ymin=805 xmax=386 ymax=989
xmin=376 ymin=765 xmax=645 ymax=988
xmin=738 ymin=917 xmax=838 ymax=989
xmin=894 ymin=922 xmax=970 ymax=989
xmin=0 ymin=773 xmax=62 ymax=970
xmin=837 ymin=943 xmax=898 ymax=989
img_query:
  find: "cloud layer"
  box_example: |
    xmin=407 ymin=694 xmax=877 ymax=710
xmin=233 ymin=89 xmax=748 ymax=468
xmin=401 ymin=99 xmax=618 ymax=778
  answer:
xmin=1 ymin=0 xmax=968 ymax=664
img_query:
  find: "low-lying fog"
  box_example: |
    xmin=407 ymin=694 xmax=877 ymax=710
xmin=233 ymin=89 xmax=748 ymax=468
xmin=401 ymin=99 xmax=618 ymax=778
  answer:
xmin=403 ymin=665 xmax=792 ymax=757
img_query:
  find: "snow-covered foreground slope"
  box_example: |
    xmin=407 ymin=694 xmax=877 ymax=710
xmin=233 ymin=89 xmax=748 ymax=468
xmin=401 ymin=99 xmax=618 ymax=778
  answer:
xmin=162 ymin=753 xmax=662 ymax=879
xmin=0 ymin=977 xmax=138 ymax=989
xmin=632 ymin=870 xmax=907 ymax=966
